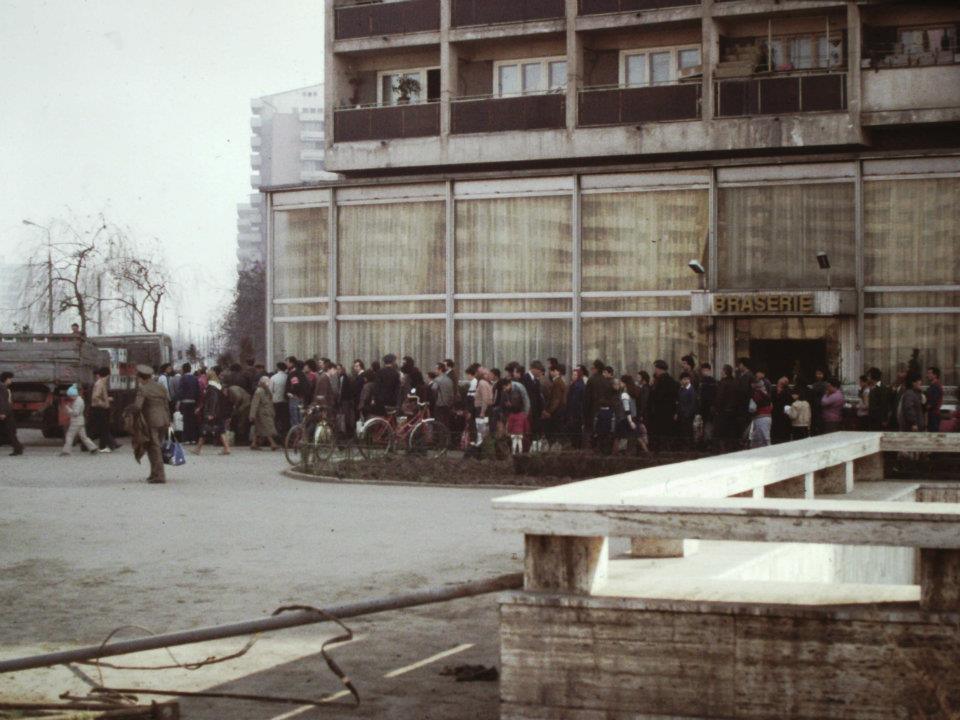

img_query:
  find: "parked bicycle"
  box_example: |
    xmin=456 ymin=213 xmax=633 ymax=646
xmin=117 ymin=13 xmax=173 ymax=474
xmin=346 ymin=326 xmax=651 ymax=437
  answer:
xmin=357 ymin=397 xmax=450 ymax=460
xmin=284 ymin=405 xmax=336 ymax=467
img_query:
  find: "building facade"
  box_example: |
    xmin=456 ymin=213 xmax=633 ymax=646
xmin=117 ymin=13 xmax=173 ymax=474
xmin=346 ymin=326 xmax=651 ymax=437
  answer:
xmin=265 ymin=0 xmax=960 ymax=384
xmin=238 ymin=83 xmax=337 ymax=270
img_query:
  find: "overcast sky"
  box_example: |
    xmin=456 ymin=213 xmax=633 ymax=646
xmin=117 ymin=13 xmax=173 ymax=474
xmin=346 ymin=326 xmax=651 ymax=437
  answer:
xmin=0 ymin=0 xmax=323 ymax=342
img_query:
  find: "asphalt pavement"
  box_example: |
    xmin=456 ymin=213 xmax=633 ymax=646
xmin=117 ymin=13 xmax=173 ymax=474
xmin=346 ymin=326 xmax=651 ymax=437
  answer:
xmin=0 ymin=430 xmax=523 ymax=719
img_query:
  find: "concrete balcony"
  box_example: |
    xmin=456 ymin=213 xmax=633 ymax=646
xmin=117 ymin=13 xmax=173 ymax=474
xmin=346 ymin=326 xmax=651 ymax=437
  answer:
xmin=300 ymin=169 xmax=339 ymax=182
xmin=334 ymin=0 xmax=439 ymax=40
xmin=250 ymin=153 xmax=261 ymax=168
xmin=251 ymin=115 xmax=263 ymax=130
xmin=300 ymin=149 xmax=326 ymax=161
xmin=579 ymin=83 xmax=701 ymax=127
xmin=451 ymin=0 xmax=565 ymax=28
xmin=251 ymin=98 xmax=265 ymax=113
xmin=251 ymin=135 xmax=262 ymax=149
xmin=861 ymin=63 xmax=960 ymax=126
xmin=300 ymin=130 xmax=324 ymax=142
xmin=250 ymin=173 xmax=261 ymax=189
xmin=715 ymin=72 xmax=846 ymax=118
xmin=579 ymin=0 xmax=700 ymax=14
xmin=334 ymin=102 xmax=441 ymax=142
xmin=451 ymin=93 xmax=566 ymax=134
xmin=325 ymin=111 xmax=862 ymax=173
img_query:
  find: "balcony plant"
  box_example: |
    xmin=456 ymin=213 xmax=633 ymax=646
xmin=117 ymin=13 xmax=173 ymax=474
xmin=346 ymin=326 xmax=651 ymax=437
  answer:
xmin=393 ymin=76 xmax=422 ymax=104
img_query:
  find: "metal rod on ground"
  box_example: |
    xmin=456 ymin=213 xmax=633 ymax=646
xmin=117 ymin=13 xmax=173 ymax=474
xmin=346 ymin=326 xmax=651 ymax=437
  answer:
xmin=0 ymin=573 xmax=523 ymax=674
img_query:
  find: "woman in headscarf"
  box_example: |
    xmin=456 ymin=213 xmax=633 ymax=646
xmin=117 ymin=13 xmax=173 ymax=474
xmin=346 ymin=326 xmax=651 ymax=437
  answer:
xmin=249 ymin=375 xmax=279 ymax=451
xmin=193 ymin=369 xmax=230 ymax=455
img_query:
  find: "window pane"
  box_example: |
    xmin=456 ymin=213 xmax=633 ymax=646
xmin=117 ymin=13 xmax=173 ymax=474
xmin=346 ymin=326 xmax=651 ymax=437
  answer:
xmin=769 ymin=39 xmax=785 ymax=69
xmin=791 ymin=37 xmax=814 ymax=69
xmin=678 ymin=48 xmax=701 ymax=70
xmin=651 ymin=52 xmax=672 ymax=84
xmin=817 ymin=37 xmax=829 ymax=67
xmin=403 ymin=72 xmax=422 ymax=103
xmin=625 ymin=54 xmax=647 ymax=87
xmin=498 ymin=64 xmax=519 ymax=96
xmin=522 ymin=62 xmax=543 ymax=93
xmin=381 ymin=74 xmax=396 ymax=105
xmin=548 ymin=61 xmax=567 ymax=90
xmin=899 ymin=29 xmax=924 ymax=54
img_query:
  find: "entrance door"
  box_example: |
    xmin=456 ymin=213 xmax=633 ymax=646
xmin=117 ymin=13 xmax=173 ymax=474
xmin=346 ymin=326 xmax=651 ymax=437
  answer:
xmin=749 ymin=339 xmax=827 ymax=384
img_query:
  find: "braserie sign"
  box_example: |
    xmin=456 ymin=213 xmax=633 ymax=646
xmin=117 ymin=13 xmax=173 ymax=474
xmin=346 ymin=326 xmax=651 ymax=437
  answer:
xmin=713 ymin=294 xmax=814 ymax=314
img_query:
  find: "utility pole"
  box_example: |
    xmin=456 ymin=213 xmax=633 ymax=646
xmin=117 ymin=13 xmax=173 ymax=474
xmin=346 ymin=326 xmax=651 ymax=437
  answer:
xmin=97 ymin=274 xmax=103 ymax=334
xmin=22 ymin=219 xmax=54 ymax=333
xmin=47 ymin=246 xmax=53 ymax=333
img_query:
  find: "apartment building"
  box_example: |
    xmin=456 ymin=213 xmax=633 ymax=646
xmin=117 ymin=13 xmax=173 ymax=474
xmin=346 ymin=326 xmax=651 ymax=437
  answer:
xmin=264 ymin=0 xmax=960 ymax=385
xmin=238 ymin=83 xmax=336 ymax=270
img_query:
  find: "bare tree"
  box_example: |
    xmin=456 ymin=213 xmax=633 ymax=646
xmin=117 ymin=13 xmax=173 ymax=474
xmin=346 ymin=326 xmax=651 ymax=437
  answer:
xmin=19 ymin=213 xmax=171 ymax=336
xmin=106 ymin=238 xmax=171 ymax=333
xmin=20 ymin=214 xmax=114 ymax=334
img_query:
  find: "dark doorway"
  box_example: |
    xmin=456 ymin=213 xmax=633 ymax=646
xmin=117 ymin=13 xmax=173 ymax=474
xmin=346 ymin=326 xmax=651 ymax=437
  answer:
xmin=749 ymin=339 xmax=827 ymax=384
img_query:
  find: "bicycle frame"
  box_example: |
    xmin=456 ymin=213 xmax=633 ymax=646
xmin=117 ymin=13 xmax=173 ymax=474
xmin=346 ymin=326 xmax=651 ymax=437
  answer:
xmin=358 ymin=397 xmax=433 ymax=453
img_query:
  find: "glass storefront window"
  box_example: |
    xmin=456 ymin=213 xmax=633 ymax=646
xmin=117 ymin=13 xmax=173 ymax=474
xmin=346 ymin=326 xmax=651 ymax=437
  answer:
xmin=273 ymin=207 xmax=328 ymax=300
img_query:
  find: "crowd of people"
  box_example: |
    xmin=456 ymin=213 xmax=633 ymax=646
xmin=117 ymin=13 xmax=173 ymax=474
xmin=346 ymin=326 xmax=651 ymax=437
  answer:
xmin=0 ymin=353 xmax=950 ymax=464
xmin=152 ymin=352 xmax=949 ymax=458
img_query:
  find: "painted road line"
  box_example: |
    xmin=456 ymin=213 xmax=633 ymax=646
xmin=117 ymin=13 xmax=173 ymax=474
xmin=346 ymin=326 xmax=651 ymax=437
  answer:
xmin=383 ymin=643 xmax=475 ymax=679
xmin=267 ymin=690 xmax=355 ymax=720
xmin=265 ymin=635 xmax=365 ymax=720
xmin=269 ymin=704 xmax=314 ymax=720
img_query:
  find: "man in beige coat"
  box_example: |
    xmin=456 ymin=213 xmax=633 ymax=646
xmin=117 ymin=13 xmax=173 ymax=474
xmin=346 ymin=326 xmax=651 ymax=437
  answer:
xmin=134 ymin=365 xmax=170 ymax=483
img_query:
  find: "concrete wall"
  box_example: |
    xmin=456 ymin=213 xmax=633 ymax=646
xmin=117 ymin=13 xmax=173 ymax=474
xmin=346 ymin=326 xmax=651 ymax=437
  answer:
xmin=500 ymin=594 xmax=960 ymax=720
xmin=718 ymin=542 xmax=916 ymax=586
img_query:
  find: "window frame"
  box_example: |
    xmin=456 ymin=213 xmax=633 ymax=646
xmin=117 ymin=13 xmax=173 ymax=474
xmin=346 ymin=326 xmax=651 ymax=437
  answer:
xmin=618 ymin=44 xmax=702 ymax=88
xmin=375 ymin=66 xmax=440 ymax=106
xmin=764 ymin=31 xmax=844 ymax=72
xmin=895 ymin=24 xmax=958 ymax=54
xmin=492 ymin=55 xmax=568 ymax=97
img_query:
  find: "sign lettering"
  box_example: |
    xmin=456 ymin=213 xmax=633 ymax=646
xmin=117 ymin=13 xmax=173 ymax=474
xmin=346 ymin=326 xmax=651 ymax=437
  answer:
xmin=712 ymin=294 xmax=815 ymax=315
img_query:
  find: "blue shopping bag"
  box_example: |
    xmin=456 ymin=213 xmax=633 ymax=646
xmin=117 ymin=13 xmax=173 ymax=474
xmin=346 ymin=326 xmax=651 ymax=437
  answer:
xmin=162 ymin=431 xmax=187 ymax=466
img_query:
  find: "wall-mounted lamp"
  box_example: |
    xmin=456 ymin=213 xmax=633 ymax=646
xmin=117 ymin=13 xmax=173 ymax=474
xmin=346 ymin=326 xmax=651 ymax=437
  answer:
xmin=688 ymin=259 xmax=706 ymax=290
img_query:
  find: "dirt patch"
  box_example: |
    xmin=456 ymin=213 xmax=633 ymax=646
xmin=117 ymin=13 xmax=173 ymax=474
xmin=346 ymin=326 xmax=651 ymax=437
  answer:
xmin=314 ymin=456 xmax=552 ymax=487
xmin=304 ymin=450 xmax=711 ymax=488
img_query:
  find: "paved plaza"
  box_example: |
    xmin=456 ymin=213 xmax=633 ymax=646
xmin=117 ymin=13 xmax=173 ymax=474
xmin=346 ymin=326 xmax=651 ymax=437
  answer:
xmin=0 ymin=431 xmax=521 ymax=719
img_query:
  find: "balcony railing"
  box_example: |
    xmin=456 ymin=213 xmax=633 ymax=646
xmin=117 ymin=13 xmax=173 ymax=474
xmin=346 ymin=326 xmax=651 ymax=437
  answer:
xmin=334 ymin=0 xmax=440 ymax=40
xmin=333 ymin=102 xmax=440 ymax=142
xmin=578 ymin=82 xmax=701 ymax=126
xmin=715 ymin=72 xmax=846 ymax=117
xmin=579 ymin=0 xmax=700 ymax=14
xmin=451 ymin=93 xmax=566 ymax=134
xmin=451 ymin=0 xmax=565 ymax=28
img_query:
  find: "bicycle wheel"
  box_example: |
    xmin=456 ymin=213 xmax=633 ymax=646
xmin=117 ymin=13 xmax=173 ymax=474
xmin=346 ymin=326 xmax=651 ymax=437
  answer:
xmin=408 ymin=419 xmax=451 ymax=458
xmin=313 ymin=421 xmax=336 ymax=462
xmin=357 ymin=417 xmax=395 ymax=460
xmin=284 ymin=425 xmax=304 ymax=466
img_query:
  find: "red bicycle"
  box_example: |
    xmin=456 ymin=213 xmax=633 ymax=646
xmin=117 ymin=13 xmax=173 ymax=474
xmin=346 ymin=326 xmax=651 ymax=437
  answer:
xmin=357 ymin=397 xmax=450 ymax=460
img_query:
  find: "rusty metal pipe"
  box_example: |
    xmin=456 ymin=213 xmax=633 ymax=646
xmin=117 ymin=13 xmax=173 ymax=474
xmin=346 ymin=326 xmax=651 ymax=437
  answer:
xmin=0 ymin=572 xmax=523 ymax=674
